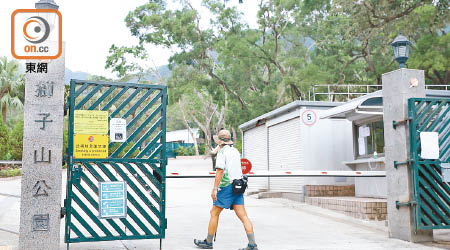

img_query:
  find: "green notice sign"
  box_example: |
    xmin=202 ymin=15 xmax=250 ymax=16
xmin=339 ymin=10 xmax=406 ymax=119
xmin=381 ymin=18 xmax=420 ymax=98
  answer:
xmin=98 ymin=181 xmax=127 ymax=219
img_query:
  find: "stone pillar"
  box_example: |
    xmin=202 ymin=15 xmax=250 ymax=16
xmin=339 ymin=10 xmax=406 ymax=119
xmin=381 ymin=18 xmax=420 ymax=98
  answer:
xmin=382 ymin=68 xmax=433 ymax=242
xmin=19 ymin=45 xmax=65 ymax=250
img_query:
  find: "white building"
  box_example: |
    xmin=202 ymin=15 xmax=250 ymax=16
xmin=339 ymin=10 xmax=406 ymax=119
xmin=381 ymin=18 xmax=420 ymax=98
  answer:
xmin=320 ymin=89 xmax=450 ymax=198
xmin=166 ymin=128 xmax=200 ymax=143
xmin=239 ymin=101 xmax=355 ymax=199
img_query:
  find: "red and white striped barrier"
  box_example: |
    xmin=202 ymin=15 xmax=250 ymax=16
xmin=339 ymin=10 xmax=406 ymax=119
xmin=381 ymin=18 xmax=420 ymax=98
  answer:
xmin=166 ymin=170 xmax=386 ymax=178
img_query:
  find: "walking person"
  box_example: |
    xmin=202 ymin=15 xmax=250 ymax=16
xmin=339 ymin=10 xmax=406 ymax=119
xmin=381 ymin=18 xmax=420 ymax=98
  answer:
xmin=194 ymin=130 xmax=258 ymax=250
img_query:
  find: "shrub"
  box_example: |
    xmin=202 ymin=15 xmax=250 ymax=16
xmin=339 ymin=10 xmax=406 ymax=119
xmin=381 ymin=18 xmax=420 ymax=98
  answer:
xmin=198 ymin=144 xmax=205 ymax=155
xmin=0 ymin=118 xmax=10 ymax=160
xmin=0 ymin=168 xmax=21 ymax=177
xmin=9 ymin=119 xmax=23 ymax=160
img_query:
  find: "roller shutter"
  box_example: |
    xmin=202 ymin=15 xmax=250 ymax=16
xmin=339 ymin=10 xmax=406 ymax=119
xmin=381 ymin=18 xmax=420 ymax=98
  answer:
xmin=268 ymin=117 xmax=303 ymax=192
xmin=242 ymin=125 xmax=268 ymax=192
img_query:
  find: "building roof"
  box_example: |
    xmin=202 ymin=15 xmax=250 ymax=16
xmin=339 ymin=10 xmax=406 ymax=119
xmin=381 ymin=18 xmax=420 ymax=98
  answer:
xmin=320 ymin=89 xmax=450 ymax=121
xmin=239 ymin=100 xmax=341 ymax=131
xmin=166 ymin=128 xmax=200 ymax=143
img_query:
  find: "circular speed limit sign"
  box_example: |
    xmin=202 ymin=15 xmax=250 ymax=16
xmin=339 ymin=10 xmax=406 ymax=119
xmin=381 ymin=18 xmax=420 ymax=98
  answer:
xmin=302 ymin=110 xmax=317 ymax=126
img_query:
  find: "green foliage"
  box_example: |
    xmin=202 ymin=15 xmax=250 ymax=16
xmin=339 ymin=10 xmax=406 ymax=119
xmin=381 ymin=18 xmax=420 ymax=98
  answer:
xmin=174 ymin=145 xmax=196 ymax=156
xmin=63 ymin=124 xmax=68 ymax=160
xmin=0 ymin=168 xmax=21 ymax=178
xmin=0 ymin=117 xmax=10 ymax=160
xmin=198 ymin=144 xmax=206 ymax=155
xmin=107 ymin=0 xmax=449 ymax=137
xmin=234 ymin=140 xmax=242 ymax=153
xmin=0 ymin=56 xmax=24 ymax=123
xmin=109 ymin=142 xmax=140 ymax=158
xmin=8 ymin=119 xmax=23 ymax=160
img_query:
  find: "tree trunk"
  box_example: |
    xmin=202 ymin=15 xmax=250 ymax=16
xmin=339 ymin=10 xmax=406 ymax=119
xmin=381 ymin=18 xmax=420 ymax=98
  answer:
xmin=232 ymin=127 xmax=237 ymax=146
xmin=178 ymin=100 xmax=199 ymax=155
xmin=1 ymin=105 xmax=6 ymax=123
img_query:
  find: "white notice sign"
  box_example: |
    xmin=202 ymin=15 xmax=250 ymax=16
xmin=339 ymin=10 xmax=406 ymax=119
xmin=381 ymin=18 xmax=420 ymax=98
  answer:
xmin=110 ymin=118 xmax=127 ymax=142
xmin=420 ymin=132 xmax=440 ymax=159
xmin=358 ymin=138 xmax=366 ymax=155
xmin=359 ymin=126 xmax=370 ymax=137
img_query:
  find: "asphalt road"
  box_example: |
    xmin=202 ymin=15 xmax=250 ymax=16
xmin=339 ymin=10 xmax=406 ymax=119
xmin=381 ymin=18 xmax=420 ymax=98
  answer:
xmin=0 ymin=158 xmax=449 ymax=250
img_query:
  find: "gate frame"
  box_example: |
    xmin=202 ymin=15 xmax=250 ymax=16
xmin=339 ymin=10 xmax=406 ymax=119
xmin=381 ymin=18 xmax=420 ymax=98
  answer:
xmin=408 ymin=97 xmax=450 ymax=230
xmin=64 ymin=79 xmax=168 ymax=247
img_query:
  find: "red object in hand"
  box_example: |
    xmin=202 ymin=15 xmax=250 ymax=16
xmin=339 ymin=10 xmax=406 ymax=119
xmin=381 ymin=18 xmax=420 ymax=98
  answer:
xmin=241 ymin=158 xmax=252 ymax=174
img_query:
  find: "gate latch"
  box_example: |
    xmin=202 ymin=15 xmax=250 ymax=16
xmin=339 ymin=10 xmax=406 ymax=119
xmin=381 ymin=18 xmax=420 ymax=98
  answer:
xmin=396 ymin=200 xmax=417 ymax=209
xmin=393 ymin=118 xmax=411 ymax=129
xmin=72 ymin=164 xmax=83 ymax=184
xmin=394 ymin=160 xmax=414 ymax=169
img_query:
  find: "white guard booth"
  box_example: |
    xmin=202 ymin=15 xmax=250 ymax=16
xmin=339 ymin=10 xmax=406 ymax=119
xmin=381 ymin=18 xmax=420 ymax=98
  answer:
xmin=320 ymin=89 xmax=450 ymax=198
xmin=239 ymin=101 xmax=354 ymax=200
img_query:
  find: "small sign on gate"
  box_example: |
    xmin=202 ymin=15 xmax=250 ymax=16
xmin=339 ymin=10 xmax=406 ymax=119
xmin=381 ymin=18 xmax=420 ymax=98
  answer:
xmin=441 ymin=163 xmax=450 ymax=183
xmin=110 ymin=118 xmax=127 ymax=142
xmin=73 ymin=134 xmax=108 ymax=159
xmin=98 ymin=181 xmax=127 ymax=219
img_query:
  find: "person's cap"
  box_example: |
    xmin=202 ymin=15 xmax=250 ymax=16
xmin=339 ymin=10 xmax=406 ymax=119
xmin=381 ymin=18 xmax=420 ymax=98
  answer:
xmin=213 ymin=129 xmax=233 ymax=145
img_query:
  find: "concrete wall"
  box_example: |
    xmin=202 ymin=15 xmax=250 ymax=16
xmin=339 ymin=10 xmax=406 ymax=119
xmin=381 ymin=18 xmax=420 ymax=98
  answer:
xmin=354 ymin=161 xmax=387 ymax=198
xmin=301 ymin=108 xmax=354 ymax=186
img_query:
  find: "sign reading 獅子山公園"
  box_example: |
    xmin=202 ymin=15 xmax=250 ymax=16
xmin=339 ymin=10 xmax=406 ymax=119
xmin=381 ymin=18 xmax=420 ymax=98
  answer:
xmin=73 ymin=134 xmax=108 ymax=159
xmin=99 ymin=181 xmax=127 ymax=219
xmin=74 ymin=110 xmax=108 ymax=135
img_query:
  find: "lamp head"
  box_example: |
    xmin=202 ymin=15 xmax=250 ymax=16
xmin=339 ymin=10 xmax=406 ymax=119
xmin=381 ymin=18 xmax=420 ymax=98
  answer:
xmin=391 ymin=34 xmax=411 ymax=68
xmin=35 ymin=0 xmax=59 ymax=10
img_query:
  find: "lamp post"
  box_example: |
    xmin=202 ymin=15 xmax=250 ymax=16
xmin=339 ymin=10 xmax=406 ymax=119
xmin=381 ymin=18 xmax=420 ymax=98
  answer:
xmin=35 ymin=0 xmax=59 ymax=9
xmin=35 ymin=0 xmax=59 ymax=33
xmin=391 ymin=34 xmax=411 ymax=69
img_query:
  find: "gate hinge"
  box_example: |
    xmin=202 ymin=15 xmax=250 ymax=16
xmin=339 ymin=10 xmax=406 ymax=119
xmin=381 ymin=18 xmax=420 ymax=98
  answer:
xmin=393 ymin=118 xmax=411 ymax=129
xmin=396 ymin=200 xmax=417 ymax=209
xmin=394 ymin=160 xmax=414 ymax=169
xmin=61 ymin=206 xmax=66 ymax=218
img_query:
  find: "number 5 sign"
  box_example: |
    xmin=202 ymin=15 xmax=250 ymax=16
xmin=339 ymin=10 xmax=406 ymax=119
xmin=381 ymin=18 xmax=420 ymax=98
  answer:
xmin=301 ymin=110 xmax=317 ymax=126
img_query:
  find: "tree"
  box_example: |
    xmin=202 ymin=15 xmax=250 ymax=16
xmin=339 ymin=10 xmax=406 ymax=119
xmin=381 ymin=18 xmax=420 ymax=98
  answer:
xmin=0 ymin=57 xmax=24 ymax=123
xmin=108 ymin=0 xmax=449 ymax=141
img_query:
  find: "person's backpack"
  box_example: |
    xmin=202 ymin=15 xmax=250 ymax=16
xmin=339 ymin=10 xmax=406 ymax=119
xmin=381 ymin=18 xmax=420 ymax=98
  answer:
xmin=232 ymin=175 xmax=248 ymax=194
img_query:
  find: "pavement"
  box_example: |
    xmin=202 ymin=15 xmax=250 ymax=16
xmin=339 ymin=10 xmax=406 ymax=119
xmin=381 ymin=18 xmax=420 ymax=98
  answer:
xmin=0 ymin=157 xmax=449 ymax=250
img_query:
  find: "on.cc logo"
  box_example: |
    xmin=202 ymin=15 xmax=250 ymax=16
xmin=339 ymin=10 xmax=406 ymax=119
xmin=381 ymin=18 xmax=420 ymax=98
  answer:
xmin=23 ymin=16 xmax=50 ymax=44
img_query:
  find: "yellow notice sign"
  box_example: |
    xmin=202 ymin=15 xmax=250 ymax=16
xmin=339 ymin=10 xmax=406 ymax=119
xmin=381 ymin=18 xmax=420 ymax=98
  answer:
xmin=74 ymin=110 xmax=108 ymax=135
xmin=74 ymin=134 xmax=109 ymax=159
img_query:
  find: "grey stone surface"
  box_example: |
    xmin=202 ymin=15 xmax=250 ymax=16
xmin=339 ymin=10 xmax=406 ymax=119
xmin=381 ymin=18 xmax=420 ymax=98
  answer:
xmin=382 ymin=68 xmax=433 ymax=242
xmin=23 ymin=104 xmax=64 ymax=140
xmin=19 ymin=44 xmax=65 ymax=250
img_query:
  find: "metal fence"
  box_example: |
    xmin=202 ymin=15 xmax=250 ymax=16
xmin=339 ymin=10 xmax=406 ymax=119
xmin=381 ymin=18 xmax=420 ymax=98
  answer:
xmin=307 ymin=84 xmax=449 ymax=102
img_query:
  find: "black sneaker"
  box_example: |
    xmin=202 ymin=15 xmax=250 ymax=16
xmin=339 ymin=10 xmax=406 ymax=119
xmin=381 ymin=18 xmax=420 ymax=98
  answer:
xmin=194 ymin=239 xmax=213 ymax=249
xmin=239 ymin=243 xmax=258 ymax=250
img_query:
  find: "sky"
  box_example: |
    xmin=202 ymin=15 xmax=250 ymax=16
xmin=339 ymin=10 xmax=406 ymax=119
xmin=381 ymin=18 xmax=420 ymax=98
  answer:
xmin=0 ymin=0 xmax=259 ymax=79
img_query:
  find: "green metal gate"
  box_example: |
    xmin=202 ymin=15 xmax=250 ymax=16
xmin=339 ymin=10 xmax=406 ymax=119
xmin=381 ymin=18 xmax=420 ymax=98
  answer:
xmin=64 ymin=79 xmax=167 ymax=244
xmin=409 ymin=98 xmax=450 ymax=230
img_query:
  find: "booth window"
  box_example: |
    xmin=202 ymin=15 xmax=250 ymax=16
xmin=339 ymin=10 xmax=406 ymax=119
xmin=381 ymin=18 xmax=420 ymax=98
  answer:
xmin=356 ymin=120 xmax=384 ymax=157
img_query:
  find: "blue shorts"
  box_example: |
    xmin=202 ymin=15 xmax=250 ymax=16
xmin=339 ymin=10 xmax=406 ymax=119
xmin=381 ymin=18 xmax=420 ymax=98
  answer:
xmin=213 ymin=184 xmax=244 ymax=209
